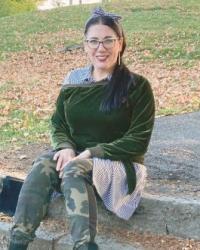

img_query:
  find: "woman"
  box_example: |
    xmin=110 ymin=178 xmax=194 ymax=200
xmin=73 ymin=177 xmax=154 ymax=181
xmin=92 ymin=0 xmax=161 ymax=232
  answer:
xmin=9 ymin=7 xmax=155 ymax=250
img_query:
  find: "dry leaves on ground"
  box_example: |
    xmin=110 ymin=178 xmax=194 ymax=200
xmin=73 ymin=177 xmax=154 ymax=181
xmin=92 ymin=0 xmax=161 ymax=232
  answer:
xmin=0 ymin=43 xmax=200 ymax=126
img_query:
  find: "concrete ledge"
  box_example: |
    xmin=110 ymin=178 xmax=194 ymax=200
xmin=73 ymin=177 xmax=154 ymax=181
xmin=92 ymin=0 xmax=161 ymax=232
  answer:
xmin=128 ymin=193 xmax=200 ymax=239
xmin=4 ymin=190 xmax=199 ymax=249
xmin=0 ymin=221 xmax=142 ymax=250
xmin=48 ymin=192 xmax=200 ymax=240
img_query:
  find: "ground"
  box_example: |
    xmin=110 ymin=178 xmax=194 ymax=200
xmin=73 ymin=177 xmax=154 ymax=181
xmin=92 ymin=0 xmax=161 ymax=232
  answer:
xmin=1 ymin=143 xmax=200 ymax=250
xmin=1 ymin=44 xmax=200 ymax=130
xmin=1 ymin=210 xmax=200 ymax=250
xmin=0 ymin=43 xmax=200 ymax=250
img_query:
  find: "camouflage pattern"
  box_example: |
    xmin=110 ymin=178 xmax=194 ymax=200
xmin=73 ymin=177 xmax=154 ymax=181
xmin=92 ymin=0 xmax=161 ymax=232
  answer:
xmin=61 ymin=158 xmax=97 ymax=249
xmin=9 ymin=151 xmax=97 ymax=250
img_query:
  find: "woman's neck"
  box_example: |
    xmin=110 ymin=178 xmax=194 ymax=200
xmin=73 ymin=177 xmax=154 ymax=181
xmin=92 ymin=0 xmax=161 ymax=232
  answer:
xmin=92 ymin=67 xmax=113 ymax=82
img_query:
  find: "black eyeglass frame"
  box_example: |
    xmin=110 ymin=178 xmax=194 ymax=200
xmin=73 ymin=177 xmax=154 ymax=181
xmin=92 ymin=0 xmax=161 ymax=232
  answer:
xmin=84 ymin=38 xmax=119 ymax=49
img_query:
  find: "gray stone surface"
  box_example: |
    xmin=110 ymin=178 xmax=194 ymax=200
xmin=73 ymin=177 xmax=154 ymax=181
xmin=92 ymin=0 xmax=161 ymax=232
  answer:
xmin=129 ymin=193 xmax=200 ymax=239
xmin=0 ymin=222 xmax=10 ymax=250
xmin=1 ymin=112 xmax=200 ymax=249
xmin=0 ymin=221 xmax=142 ymax=250
xmin=47 ymin=192 xmax=200 ymax=240
xmin=145 ymin=111 xmax=200 ymax=197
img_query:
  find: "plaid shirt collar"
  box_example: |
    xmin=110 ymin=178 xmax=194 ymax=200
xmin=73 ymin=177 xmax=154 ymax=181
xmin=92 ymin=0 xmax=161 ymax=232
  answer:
xmin=84 ymin=65 xmax=112 ymax=83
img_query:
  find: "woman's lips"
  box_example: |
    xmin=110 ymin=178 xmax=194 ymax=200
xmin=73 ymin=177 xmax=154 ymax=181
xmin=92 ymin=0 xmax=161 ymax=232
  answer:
xmin=96 ymin=55 xmax=109 ymax=61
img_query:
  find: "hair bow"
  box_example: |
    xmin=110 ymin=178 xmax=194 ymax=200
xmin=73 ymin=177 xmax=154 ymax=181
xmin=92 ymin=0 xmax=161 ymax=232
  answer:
xmin=91 ymin=7 xmax=122 ymax=22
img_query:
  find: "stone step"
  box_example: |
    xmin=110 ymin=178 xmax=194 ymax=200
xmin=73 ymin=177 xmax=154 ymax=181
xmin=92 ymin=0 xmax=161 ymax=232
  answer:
xmin=1 ymin=190 xmax=200 ymax=249
xmin=0 ymin=221 xmax=142 ymax=250
xmin=48 ymin=192 xmax=200 ymax=240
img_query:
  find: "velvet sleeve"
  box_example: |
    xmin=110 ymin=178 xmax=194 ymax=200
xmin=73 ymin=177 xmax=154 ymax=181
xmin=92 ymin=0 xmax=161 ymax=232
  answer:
xmin=88 ymin=76 xmax=155 ymax=162
xmin=50 ymin=89 xmax=76 ymax=151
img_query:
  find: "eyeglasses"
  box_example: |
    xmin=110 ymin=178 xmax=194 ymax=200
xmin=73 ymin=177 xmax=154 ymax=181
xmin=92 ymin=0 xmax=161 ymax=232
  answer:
xmin=85 ymin=38 xmax=119 ymax=49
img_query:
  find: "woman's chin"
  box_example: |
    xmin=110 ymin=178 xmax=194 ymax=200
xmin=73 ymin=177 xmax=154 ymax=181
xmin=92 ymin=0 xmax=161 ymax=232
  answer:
xmin=94 ymin=63 xmax=112 ymax=72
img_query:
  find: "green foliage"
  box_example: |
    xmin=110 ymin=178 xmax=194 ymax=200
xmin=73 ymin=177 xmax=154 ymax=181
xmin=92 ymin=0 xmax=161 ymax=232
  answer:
xmin=0 ymin=5 xmax=89 ymax=55
xmin=0 ymin=0 xmax=38 ymax=17
xmin=0 ymin=110 xmax=49 ymax=150
xmin=0 ymin=0 xmax=199 ymax=61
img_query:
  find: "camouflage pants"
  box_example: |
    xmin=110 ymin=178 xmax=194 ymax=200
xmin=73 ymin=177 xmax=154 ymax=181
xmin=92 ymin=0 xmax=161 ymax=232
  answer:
xmin=10 ymin=151 xmax=97 ymax=249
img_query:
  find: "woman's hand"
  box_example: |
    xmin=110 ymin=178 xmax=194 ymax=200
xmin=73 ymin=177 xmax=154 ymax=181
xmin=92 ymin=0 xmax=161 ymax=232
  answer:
xmin=53 ymin=148 xmax=75 ymax=174
xmin=54 ymin=149 xmax=91 ymax=178
xmin=72 ymin=149 xmax=91 ymax=161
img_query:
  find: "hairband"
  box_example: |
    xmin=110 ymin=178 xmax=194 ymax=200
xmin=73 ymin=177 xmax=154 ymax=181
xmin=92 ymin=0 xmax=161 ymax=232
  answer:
xmin=90 ymin=7 xmax=122 ymax=22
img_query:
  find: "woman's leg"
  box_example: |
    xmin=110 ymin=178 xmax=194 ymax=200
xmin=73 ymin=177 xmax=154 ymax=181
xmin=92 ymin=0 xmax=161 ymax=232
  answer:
xmin=61 ymin=158 xmax=98 ymax=250
xmin=9 ymin=151 xmax=60 ymax=250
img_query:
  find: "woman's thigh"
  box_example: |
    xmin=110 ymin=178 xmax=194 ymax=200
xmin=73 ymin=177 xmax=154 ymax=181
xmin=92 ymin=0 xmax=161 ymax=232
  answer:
xmin=27 ymin=150 xmax=60 ymax=190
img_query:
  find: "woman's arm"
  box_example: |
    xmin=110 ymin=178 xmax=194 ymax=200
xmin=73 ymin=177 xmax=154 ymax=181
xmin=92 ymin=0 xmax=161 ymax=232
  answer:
xmin=50 ymin=88 xmax=78 ymax=174
xmin=50 ymin=89 xmax=76 ymax=151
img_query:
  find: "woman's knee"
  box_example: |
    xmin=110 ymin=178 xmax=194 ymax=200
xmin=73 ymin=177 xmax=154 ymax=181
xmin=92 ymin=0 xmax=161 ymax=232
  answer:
xmin=31 ymin=151 xmax=56 ymax=175
xmin=62 ymin=159 xmax=92 ymax=179
xmin=24 ymin=151 xmax=58 ymax=190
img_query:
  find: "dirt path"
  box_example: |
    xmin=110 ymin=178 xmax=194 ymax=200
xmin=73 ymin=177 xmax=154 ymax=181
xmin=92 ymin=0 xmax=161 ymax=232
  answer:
xmin=0 ymin=143 xmax=49 ymax=179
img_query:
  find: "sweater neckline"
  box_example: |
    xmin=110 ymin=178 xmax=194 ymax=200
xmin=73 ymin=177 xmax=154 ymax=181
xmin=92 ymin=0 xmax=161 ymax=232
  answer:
xmin=63 ymin=79 xmax=109 ymax=88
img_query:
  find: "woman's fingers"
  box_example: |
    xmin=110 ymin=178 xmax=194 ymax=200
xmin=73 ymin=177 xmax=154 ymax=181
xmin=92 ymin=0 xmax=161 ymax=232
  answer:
xmin=54 ymin=151 xmax=62 ymax=171
xmin=59 ymin=170 xmax=64 ymax=179
xmin=54 ymin=153 xmax=71 ymax=172
xmin=53 ymin=148 xmax=77 ymax=177
xmin=53 ymin=151 xmax=59 ymax=161
xmin=60 ymin=159 xmax=69 ymax=172
xmin=56 ymin=155 xmax=63 ymax=171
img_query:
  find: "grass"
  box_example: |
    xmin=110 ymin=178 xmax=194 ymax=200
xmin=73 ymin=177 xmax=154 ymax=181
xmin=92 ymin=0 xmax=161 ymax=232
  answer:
xmin=0 ymin=110 xmax=49 ymax=150
xmin=0 ymin=6 xmax=90 ymax=55
xmin=0 ymin=0 xmax=199 ymax=60
xmin=0 ymin=0 xmax=200 ymax=149
xmin=0 ymin=0 xmax=38 ymax=18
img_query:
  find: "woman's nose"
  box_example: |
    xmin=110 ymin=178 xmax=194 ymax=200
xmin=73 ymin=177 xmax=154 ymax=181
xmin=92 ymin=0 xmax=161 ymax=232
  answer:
xmin=97 ymin=42 xmax=106 ymax=51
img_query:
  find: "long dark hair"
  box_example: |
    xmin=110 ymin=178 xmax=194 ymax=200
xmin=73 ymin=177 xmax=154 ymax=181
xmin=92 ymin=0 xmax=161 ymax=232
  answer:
xmin=84 ymin=15 xmax=132 ymax=112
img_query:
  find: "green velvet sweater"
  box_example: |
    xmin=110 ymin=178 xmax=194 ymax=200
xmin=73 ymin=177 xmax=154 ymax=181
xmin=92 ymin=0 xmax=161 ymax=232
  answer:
xmin=50 ymin=72 xmax=155 ymax=193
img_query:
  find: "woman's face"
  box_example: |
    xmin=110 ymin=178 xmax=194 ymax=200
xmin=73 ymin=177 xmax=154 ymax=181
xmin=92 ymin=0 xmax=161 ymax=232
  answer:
xmin=84 ymin=24 xmax=123 ymax=73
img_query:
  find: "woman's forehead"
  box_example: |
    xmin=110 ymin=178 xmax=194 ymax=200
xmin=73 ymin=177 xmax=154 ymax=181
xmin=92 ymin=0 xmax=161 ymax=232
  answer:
xmin=86 ymin=24 xmax=117 ymax=38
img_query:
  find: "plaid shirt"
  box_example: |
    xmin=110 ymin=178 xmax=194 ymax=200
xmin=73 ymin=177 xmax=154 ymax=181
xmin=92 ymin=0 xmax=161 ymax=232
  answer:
xmin=63 ymin=65 xmax=111 ymax=85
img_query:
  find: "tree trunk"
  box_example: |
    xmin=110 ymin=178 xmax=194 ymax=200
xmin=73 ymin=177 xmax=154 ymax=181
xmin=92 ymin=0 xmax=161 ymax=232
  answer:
xmin=79 ymin=0 xmax=82 ymax=4
xmin=69 ymin=0 xmax=73 ymax=5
